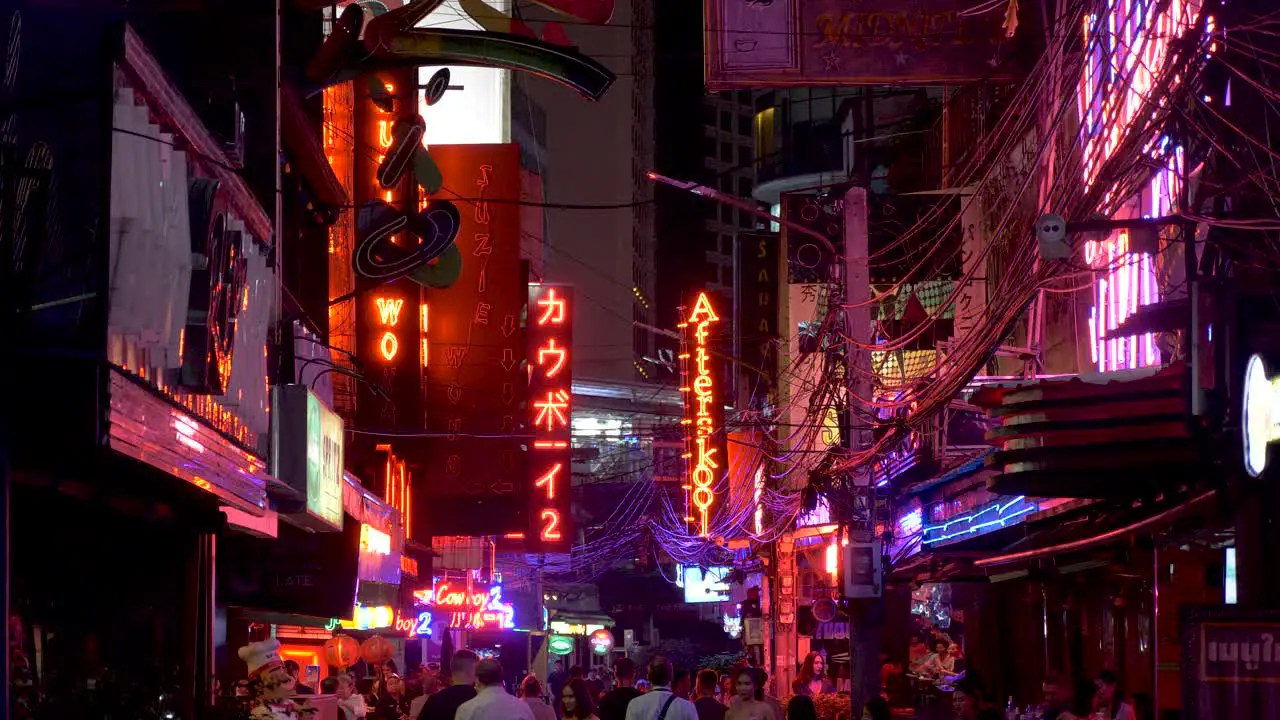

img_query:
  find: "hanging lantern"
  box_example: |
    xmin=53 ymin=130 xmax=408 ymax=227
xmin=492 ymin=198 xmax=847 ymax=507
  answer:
xmin=361 ymin=634 xmax=394 ymax=665
xmin=324 ymin=635 xmax=361 ymax=669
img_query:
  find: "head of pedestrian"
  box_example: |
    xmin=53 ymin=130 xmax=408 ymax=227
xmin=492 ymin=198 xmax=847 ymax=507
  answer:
xmin=476 ymin=658 xmax=504 ymax=689
xmin=615 ymin=658 xmax=637 ymax=688
xmin=647 ymin=656 xmax=674 ymax=689
xmin=451 ymin=649 xmax=480 ymax=687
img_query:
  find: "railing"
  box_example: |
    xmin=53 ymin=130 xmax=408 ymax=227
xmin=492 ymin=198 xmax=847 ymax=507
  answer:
xmin=756 ymin=124 xmax=845 ymax=186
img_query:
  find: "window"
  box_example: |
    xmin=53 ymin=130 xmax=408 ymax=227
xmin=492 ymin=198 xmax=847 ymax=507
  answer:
xmin=738 ymin=90 xmax=752 ymax=105
xmin=720 ymin=142 xmax=733 ymax=163
xmin=737 ymin=176 xmax=752 ymax=198
xmin=740 ymin=213 xmax=755 ymax=230
xmin=721 ymin=205 xmax=734 ymax=224
xmin=703 ymin=105 xmax=716 ymax=127
xmin=738 ymin=114 xmax=752 ymax=137
xmin=754 ymin=108 xmax=775 ymax=169
xmin=721 ymin=234 xmax=734 ymax=256
xmin=720 ymin=175 xmax=733 ymax=192
xmin=720 ymin=110 xmax=732 ymax=132
xmin=703 ymin=136 xmax=716 ymax=158
xmin=739 ymin=144 xmax=753 ymax=166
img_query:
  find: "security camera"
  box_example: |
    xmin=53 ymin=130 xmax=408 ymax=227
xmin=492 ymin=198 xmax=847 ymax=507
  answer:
xmin=1035 ymin=213 xmax=1070 ymax=260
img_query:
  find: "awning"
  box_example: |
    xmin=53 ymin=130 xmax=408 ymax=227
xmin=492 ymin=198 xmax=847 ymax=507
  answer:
xmin=974 ymin=490 xmax=1218 ymax=568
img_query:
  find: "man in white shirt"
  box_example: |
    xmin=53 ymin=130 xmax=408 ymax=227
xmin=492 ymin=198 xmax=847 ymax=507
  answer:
xmin=457 ymin=659 xmax=537 ymax=720
xmin=624 ymin=657 xmax=698 ymax=720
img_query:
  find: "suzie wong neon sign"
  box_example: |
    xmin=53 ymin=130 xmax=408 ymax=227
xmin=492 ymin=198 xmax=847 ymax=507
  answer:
xmin=528 ymin=285 xmax=574 ymax=551
xmin=682 ymin=292 xmax=723 ymax=538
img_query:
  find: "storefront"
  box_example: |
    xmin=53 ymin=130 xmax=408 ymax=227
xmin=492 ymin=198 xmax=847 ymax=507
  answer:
xmin=7 ymin=14 xmax=278 ymax=718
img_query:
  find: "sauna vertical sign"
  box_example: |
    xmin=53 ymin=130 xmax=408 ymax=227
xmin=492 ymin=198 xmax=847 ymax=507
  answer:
xmin=527 ymin=284 xmax=574 ymax=552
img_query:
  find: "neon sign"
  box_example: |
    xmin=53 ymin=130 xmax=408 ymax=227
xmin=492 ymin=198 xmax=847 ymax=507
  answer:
xmin=528 ymin=285 xmax=574 ymax=551
xmin=375 ymin=296 xmax=404 ymax=361
xmin=411 ymin=581 xmax=515 ymax=631
xmin=394 ymin=610 xmax=434 ymax=638
xmin=921 ymin=495 xmax=1038 ymax=546
xmin=1243 ymin=354 xmax=1280 ymax=477
xmin=681 ymin=292 xmax=723 ymax=537
xmin=360 ymin=523 xmax=392 ymax=556
xmin=379 ymin=444 xmax=413 ymax=540
xmin=342 ymin=603 xmax=394 ymax=630
xmin=1077 ymin=0 xmax=1202 ymax=371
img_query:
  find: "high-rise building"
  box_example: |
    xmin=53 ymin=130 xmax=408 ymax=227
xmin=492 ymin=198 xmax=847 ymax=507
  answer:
xmin=653 ymin=1 xmax=756 ymax=352
xmin=524 ymin=0 xmax=657 ymax=385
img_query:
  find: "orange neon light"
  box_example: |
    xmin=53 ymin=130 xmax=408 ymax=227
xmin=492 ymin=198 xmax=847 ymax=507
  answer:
xmin=377 ymin=297 xmax=405 ymax=326
xmin=533 ymin=390 xmax=570 ymax=432
xmin=686 ymin=292 xmax=720 ymax=537
xmin=420 ymin=303 xmax=429 ymax=332
xmin=382 ymin=448 xmax=412 ymax=539
xmin=380 ymin=332 xmax=399 ymax=361
xmin=540 ymin=509 xmax=562 ymax=541
xmin=536 ymin=338 xmax=568 ymax=378
xmin=534 ymin=441 xmax=569 ymax=449
xmin=535 ymin=463 xmax=562 ymax=500
xmin=374 ymin=297 xmax=404 ymax=361
xmin=536 ymin=288 xmax=567 ymax=326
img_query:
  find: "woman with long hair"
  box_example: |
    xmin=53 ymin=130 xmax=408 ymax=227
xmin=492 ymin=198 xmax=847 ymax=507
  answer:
xmin=792 ymin=653 xmax=835 ymax=697
xmin=561 ymin=677 xmax=600 ymax=720
xmin=726 ymin=667 xmax=776 ymax=720
xmin=1091 ymin=670 xmax=1135 ymax=720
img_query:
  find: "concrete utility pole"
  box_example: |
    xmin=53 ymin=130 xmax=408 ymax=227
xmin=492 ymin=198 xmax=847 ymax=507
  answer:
xmin=841 ymin=187 xmax=882 ymax=720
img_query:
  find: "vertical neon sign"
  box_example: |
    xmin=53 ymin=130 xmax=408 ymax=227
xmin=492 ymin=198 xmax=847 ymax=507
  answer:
xmin=378 ymin=444 xmax=413 ymax=541
xmin=1077 ymin=0 xmax=1200 ymax=371
xmin=680 ymin=292 xmax=724 ymax=538
xmin=528 ymin=285 xmax=574 ymax=551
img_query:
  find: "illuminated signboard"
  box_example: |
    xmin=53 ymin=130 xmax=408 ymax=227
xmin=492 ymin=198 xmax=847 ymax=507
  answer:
xmin=548 ymin=635 xmax=575 ymax=655
xmin=272 ymin=386 xmax=345 ymax=531
xmin=921 ymin=495 xmax=1038 ymax=547
xmin=410 ymin=580 xmax=515 ymax=631
xmin=1243 ymin=354 xmax=1280 ymax=478
xmin=350 ymin=67 xmax=425 ymax=434
xmin=379 ymin=444 xmax=414 ymax=541
xmin=1077 ymin=0 xmax=1202 ymax=372
xmin=680 ymin=292 xmax=726 ymax=537
xmin=589 ymin=629 xmax=614 ymax=655
xmin=528 ymin=285 xmax=575 ymax=551
xmin=419 ymin=144 xmax=525 ymax=536
xmin=360 ymin=523 xmax=392 ymax=556
xmin=342 ymin=603 xmax=394 ymax=631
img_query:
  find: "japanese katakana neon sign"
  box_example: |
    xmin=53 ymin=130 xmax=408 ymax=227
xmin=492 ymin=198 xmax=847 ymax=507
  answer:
xmin=396 ymin=579 xmax=516 ymax=634
xmin=681 ymin=292 xmax=724 ymax=538
xmin=528 ymin=285 xmax=574 ymax=551
xmin=406 ymin=580 xmax=515 ymax=632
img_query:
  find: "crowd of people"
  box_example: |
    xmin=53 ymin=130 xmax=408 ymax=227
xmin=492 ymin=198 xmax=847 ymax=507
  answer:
xmin=277 ymin=646 xmax=1150 ymax=720
xmin=280 ymin=649 xmax=870 ymax=720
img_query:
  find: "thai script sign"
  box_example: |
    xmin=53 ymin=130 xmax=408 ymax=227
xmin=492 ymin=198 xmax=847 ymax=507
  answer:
xmin=1182 ymin=608 xmax=1280 ymax=720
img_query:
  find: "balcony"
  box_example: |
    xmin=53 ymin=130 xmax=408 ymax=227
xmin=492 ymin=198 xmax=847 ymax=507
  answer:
xmin=752 ymin=122 xmax=845 ymax=205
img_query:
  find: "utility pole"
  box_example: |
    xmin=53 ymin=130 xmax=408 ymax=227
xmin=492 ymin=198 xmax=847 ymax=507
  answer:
xmin=842 ymin=186 xmax=881 ymax=719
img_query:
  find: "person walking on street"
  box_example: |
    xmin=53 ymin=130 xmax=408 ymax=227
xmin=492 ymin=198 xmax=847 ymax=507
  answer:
xmin=418 ymin=651 xmax=479 ymax=720
xmin=624 ymin=657 xmax=698 ymax=720
xmin=692 ymin=669 xmax=725 ymax=720
xmin=456 ymin=659 xmax=536 ymax=720
xmin=523 ymin=675 xmax=559 ymax=720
